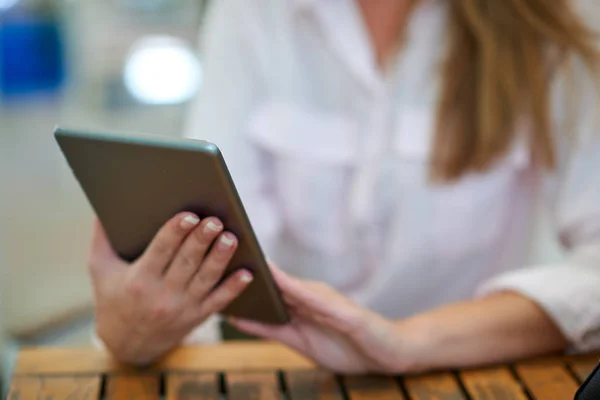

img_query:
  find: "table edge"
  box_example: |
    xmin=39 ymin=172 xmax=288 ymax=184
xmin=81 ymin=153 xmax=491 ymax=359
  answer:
xmin=14 ymin=341 xmax=317 ymax=375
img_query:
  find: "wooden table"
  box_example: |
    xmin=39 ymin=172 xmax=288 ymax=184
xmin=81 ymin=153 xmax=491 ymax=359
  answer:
xmin=7 ymin=342 xmax=600 ymax=399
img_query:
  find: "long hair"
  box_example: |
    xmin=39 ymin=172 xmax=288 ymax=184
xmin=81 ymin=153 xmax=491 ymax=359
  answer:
xmin=431 ymin=0 xmax=600 ymax=182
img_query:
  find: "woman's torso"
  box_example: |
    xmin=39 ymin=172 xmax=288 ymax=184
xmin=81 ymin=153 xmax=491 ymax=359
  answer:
xmin=184 ymin=0 xmax=598 ymax=347
xmin=238 ymin=0 xmax=570 ymax=319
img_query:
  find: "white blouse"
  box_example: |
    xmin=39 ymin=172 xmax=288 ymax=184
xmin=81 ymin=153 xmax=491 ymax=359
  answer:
xmin=181 ymin=0 xmax=600 ymax=350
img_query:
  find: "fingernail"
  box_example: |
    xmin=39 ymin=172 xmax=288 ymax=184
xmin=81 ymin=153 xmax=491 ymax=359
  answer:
xmin=181 ymin=215 xmax=200 ymax=229
xmin=204 ymin=220 xmax=223 ymax=233
xmin=240 ymin=272 xmax=253 ymax=283
xmin=220 ymin=233 xmax=235 ymax=248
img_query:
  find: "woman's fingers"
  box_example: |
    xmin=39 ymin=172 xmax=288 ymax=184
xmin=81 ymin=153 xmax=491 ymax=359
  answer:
xmin=269 ymin=263 xmax=318 ymax=305
xmin=228 ymin=316 xmax=306 ymax=351
xmin=138 ymin=213 xmax=200 ymax=277
xmin=164 ymin=218 xmax=224 ymax=291
xmin=187 ymin=232 xmax=238 ymax=300
xmin=228 ymin=318 xmax=283 ymax=339
xmin=268 ymin=262 xmax=296 ymax=289
xmin=270 ymin=263 xmax=365 ymax=336
xmin=193 ymin=269 xmax=253 ymax=319
xmin=271 ymin=264 xmax=338 ymax=315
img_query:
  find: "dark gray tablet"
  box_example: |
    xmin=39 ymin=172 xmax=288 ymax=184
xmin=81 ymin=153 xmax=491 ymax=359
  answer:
xmin=54 ymin=127 xmax=289 ymax=325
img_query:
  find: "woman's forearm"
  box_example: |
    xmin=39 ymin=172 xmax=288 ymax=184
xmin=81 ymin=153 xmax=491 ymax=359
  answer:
xmin=398 ymin=292 xmax=569 ymax=372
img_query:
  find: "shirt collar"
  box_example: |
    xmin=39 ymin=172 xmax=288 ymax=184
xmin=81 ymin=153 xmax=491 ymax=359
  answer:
xmin=291 ymin=0 xmax=323 ymax=13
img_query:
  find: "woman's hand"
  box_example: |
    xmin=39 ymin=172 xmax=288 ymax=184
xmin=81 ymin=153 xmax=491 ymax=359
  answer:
xmin=229 ymin=265 xmax=420 ymax=374
xmin=231 ymin=266 xmax=569 ymax=374
xmin=89 ymin=213 xmax=253 ymax=366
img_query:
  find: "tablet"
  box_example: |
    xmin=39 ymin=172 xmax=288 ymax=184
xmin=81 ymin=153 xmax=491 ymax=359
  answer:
xmin=54 ymin=127 xmax=289 ymax=325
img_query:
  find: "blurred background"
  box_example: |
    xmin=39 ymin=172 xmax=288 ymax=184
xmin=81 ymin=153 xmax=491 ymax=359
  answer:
xmin=0 ymin=0 xmax=213 ymax=384
xmin=0 ymin=0 xmax=572 ymax=392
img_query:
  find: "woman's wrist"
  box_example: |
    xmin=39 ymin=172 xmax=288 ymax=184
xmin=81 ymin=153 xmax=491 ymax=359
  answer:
xmin=354 ymin=309 xmax=436 ymax=374
xmin=95 ymin=321 xmax=156 ymax=366
xmin=391 ymin=315 xmax=440 ymax=374
xmin=391 ymin=293 xmax=570 ymax=373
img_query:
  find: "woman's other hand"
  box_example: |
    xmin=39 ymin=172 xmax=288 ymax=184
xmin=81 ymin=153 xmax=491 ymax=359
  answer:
xmin=89 ymin=213 xmax=253 ymax=366
xmin=229 ymin=265 xmax=421 ymax=374
xmin=231 ymin=265 xmax=569 ymax=374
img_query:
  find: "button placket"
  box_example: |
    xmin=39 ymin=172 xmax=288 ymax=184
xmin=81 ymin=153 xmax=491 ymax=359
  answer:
xmin=345 ymin=85 xmax=394 ymax=292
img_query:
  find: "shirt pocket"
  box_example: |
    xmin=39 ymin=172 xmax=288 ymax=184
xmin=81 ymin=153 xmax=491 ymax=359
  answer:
xmin=394 ymin=110 xmax=531 ymax=260
xmin=247 ymin=101 xmax=359 ymax=255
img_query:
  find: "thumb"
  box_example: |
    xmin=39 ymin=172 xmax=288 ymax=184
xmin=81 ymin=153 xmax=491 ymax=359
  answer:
xmin=267 ymin=260 xmax=296 ymax=288
xmin=228 ymin=317 xmax=306 ymax=351
xmin=267 ymin=261 xmax=313 ymax=303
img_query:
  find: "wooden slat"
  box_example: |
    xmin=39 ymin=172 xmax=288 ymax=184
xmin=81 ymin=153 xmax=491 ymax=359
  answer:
xmin=15 ymin=342 xmax=315 ymax=375
xmin=167 ymin=373 xmax=220 ymax=400
xmin=460 ymin=367 xmax=527 ymax=399
xmin=515 ymin=360 xmax=578 ymax=399
xmin=226 ymin=372 xmax=280 ymax=400
xmin=404 ymin=373 xmax=466 ymax=400
xmin=286 ymin=370 xmax=345 ymax=400
xmin=343 ymin=375 xmax=406 ymax=399
xmin=106 ymin=374 xmax=161 ymax=400
xmin=567 ymin=354 xmax=600 ymax=382
xmin=8 ymin=376 xmax=101 ymax=399
xmin=7 ymin=377 xmax=41 ymax=400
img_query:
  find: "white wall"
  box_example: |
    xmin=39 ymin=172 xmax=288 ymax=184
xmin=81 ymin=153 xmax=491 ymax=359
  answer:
xmin=0 ymin=0 xmax=207 ymax=338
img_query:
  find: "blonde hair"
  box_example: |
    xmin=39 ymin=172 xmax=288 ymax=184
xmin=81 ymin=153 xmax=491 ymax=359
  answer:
xmin=432 ymin=0 xmax=600 ymax=181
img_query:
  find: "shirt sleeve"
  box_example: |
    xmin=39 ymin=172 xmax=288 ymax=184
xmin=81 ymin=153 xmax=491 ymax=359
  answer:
xmin=181 ymin=0 xmax=281 ymax=258
xmin=477 ymin=45 xmax=600 ymax=351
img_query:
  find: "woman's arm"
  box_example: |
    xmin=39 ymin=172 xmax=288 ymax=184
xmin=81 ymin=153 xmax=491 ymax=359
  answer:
xmin=229 ymin=266 xmax=570 ymax=374
xmin=398 ymin=292 xmax=569 ymax=371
